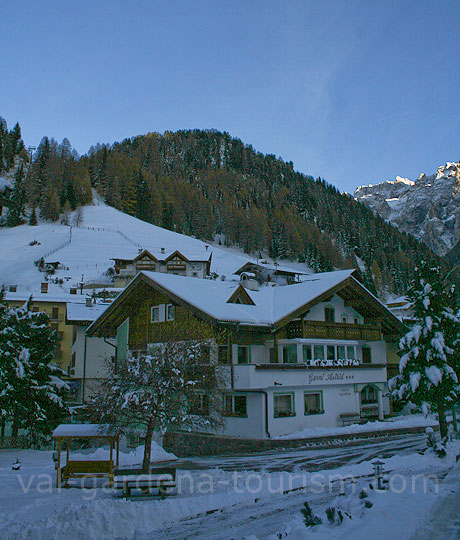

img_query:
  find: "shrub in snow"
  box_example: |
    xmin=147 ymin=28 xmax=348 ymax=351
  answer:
xmin=301 ymin=502 xmax=322 ymax=527
xmin=389 ymin=263 xmax=460 ymax=439
xmin=325 ymin=506 xmax=344 ymax=525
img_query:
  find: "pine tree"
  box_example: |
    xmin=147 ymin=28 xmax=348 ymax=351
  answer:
xmin=28 ymin=206 xmax=38 ymax=226
xmin=6 ymin=164 xmax=27 ymax=227
xmin=389 ymin=263 xmax=460 ymax=438
xmin=0 ymin=292 xmax=68 ymax=444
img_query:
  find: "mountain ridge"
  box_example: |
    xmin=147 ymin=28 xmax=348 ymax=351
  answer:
xmin=354 ymin=161 xmax=460 ymax=257
xmin=1 ymin=118 xmax=446 ymax=296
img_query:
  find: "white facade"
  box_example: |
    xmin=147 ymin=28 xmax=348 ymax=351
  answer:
xmin=70 ymin=325 xmax=116 ymax=402
xmin=218 ymin=338 xmax=389 ymax=438
xmin=216 ymin=293 xmax=391 ymax=438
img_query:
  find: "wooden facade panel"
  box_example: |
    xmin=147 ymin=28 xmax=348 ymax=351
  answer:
xmin=128 ymin=287 xmax=217 ymax=350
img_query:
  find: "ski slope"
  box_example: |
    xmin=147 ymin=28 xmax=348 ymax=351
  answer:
xmin=0 ymin=198 xmax=310 ymax=295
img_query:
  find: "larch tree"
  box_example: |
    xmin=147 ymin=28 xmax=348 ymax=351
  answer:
xmin=389 ymin=263 xmax=460 ymax=438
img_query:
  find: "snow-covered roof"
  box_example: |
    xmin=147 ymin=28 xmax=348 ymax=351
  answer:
xmin=139 ymin=269 xmax=355 ymax=326
xmin=235 ymin=260 xmax=309 ymax=276
xmin=52 ymin=424 xmax=118 ymax=438
xmin=88 ymin=268 xmax=403 ymax=337
xmin=66 ymin=302 xmax=110 ymax=322
xmin=112 ymin=247 xmax=211 ymax=262
xmin=5 ymin=292 xmax=89 ymax=304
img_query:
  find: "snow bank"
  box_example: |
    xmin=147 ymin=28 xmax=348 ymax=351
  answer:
xmin=274 ymin=414 xmax=438 ymax=440
xmin=72 ymin=441 xmax=176 ymax=465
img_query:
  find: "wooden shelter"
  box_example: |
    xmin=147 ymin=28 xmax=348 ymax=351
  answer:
xmin=52 ymin=424 xmax=120 ymax=488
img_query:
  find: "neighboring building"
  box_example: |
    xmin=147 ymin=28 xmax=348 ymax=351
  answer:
xmin=66 ymin=300 xmax=114 ymax=403
xmin=386 ymin=296 xmax=415 ymax=324
xmin=385 ymin=297 xmax=414 ymax=402
xmin=112 ymin=247 xmax=212 ymax=287
xmin=87 ymin=269 xmax=404 ymax=439
xmin=4 ymin=290 xmax=89 ymax=376
xmin=234 ymin=261 xmax=307 ymax=286
xmin=4 ymin=290 xmax=116 ymax=404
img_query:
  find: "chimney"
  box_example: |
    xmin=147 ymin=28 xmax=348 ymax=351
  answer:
xmin=41 ymin=282 xmax=48 ymax=294
xmin=86 ymin=297 xmax=92 ymax=307
xmin=205 ymin=245 xmax=209 ymax=251
xmin=240 ymin=273 xmax=259 ymax=291
xmin=160 ymin=247 xmax=165 ymax=254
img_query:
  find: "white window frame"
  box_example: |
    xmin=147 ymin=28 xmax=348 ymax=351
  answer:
xmin=304 ymin=391 xmax=324 ymax=415
xmin=151 ymin=305 xmax=160 ymax=323
xmin=166 ymin=304 xmax=175 ymax=321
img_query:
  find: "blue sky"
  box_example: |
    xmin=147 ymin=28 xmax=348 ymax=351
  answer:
xmin=2 ymin=0 xmax=460 ymax=193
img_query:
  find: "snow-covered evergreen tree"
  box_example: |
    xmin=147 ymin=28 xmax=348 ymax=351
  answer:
xmin=0 ymin=291 xmax=68 ymax=445
xmin=389 ymin=263 xmax=460 ymax=438
xmin=90 ymin=337 xmax=224 ymax=471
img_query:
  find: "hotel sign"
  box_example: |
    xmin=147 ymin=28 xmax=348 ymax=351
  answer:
xmin=307 ymin=371 xmax=355 ymax=384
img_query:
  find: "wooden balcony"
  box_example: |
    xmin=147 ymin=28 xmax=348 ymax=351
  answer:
xmin=287 ymin=320 xmax=382 ymax=341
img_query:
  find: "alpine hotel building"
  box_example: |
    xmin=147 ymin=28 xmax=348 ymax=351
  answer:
xmin=87 ymin=269 xmax=403 ymax=439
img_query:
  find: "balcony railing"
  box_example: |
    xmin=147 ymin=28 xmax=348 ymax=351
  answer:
xmin=287 ymin=320 xmax=381 ymax=341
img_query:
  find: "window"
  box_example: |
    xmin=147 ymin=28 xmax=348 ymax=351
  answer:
xmin=361 ymin=385 xmax=377 ymax=404
xmin=346 ymin=346 xmax=355 ymax=360
xmin=51 ymin=307 xmax=59 ymax=320
xmin=151 ymin=306 xmax=160 ymax=323
xmin=303 ymin=345 xmax=312 ymax=363
xmin=341 ymin=314 xmax=348 ymax=323
xmin=200 ymin=344 xmax=211 ymax=363
xmin=238 ymin=346 xmax=250 ymax=364
xmin=274 ymin=393 xmax=295 ymax=418
xmin=327 ymin=345 xmax=335 ymax=361
xmin=189 ymin=393 xmax=209 ymax=415
xmin=282 ymin=344 xmax=297 ymax=364
xmin=32 ymin=306 xmax=39 ymax=313
xmin=324 ymin=306 xmax=335 ymax=323
xmin=337 ymin=345 xmax=346 ymax=360
xmin=269 ymin=347 xmax=276 ymax=364
xmin=166 ymin=304 xmax=175 ymax=321
xmin=218 ymin=345 xmax=229 ymax=365
xmin=224 ymin=394 xmax=247 ymax=417
xmin=362 ymin=346 xmax=372 ymax=364
xmin=304 ymin=392 xmax=323 ymax=415
xmin=314 ymin=345 xmax=325 ymax=361
xmin=72 ymin=325 xmax=77 ymax=345
xmin=71 ymin=352 xmax=76 ymax=368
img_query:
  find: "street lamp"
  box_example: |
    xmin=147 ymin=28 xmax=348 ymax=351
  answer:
xmin=372 ymin=460 xmax=385 ymax=490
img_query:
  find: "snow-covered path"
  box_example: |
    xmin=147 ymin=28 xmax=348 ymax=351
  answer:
xmin=410 ymin=467 xmax=460 ymax=540
xmin=176 ymin=432 xmax=427 ymax=473
xmin=151 ymin=434 xmax=433 ymax=540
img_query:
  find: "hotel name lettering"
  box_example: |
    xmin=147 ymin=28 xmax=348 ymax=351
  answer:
xmin=307 ymin=372 xmax=355 ymax=384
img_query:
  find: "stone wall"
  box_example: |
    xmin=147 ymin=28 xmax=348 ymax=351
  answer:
xmin=163 ymin=425 xmax=436 ymax=457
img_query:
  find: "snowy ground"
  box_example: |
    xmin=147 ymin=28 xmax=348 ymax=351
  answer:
xmin=0 ymin=434 xmax=458 ymax=540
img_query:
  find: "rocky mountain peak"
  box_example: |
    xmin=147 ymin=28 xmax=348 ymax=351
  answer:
xmin=354 ymin=161 xmax=460 ymax=256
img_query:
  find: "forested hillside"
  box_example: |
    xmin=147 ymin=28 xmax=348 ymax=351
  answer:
xmin=0 ymin=119 xmax=444 ymax=295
